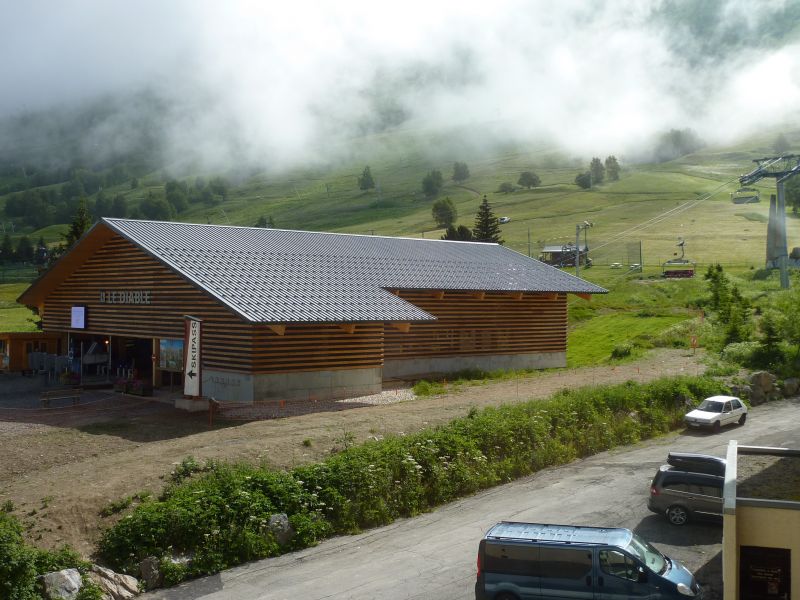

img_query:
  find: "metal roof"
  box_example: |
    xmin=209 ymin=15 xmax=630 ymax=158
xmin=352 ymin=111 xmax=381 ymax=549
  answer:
xmin=485 ymin=522 xmax=632 ymax=546
xmin=103 ymin=218 xmax=606 ymax=324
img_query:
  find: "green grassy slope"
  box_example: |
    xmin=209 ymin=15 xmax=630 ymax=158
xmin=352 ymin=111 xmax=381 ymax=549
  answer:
xmin=2 ymin=128 xmax=798 ymax=269
xmin=0 ymin=283 xmax=38 ymax=332
xmin=1 ymin=128 xmax=796 ymax=361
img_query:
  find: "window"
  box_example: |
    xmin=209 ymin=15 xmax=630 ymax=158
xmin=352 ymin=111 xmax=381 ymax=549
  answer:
xmin=699 ymin=485 xmax=722 ymax=498
xmin=600 ymin=550 xmax=639 ymax=581
xmin=723 ymin=402 xmax=732 ymax=412
xmin=538 ymin=547 xmax=593 ymax=580
xmin=663 ymin=482 xmax=688 ymax=492
xmin=484 ymin=543 xmax=537 ymax=575
xmin=732 ymin=399 xmax=742 ymax=409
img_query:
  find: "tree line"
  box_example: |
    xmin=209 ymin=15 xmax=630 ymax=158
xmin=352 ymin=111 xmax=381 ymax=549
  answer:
xmin=575 ymin=156 xmax=620 ymax=189
xmin=2 ymin=174 xmax=230 ymax=229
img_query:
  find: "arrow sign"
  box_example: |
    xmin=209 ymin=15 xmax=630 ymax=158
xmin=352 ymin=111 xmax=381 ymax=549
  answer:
xmin=183 ymin=317 xmax=202 ymax=397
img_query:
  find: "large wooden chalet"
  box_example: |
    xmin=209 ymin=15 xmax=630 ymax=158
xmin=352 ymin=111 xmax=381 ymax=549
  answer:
xmin=18 ymin=219 xmax=606 ymax=404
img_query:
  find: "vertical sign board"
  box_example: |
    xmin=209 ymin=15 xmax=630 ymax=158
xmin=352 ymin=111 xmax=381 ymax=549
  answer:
xmin=183 ymin=317 xmax=202 ymax=397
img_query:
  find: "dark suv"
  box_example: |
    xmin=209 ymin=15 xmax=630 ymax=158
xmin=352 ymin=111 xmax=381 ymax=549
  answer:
xmin=647 ymin=453 xmax=725 ymax=526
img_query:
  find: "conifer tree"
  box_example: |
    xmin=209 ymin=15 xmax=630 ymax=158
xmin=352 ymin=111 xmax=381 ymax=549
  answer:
xmin=358 ymin=166 xmax=375 ymax=191
xmin=472 ymin=195 xmax=504 ymax=244
xmin=64 ymin=197 xmax=93 ymax=248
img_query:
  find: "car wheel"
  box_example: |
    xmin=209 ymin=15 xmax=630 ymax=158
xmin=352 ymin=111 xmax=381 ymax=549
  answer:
xmin=712 ymin=421 xmax=721 ymax=433
xmin=666 ymin=504 xmax=689 ymax=526
xmin=739 ymin=413 xmax=747 ymax=425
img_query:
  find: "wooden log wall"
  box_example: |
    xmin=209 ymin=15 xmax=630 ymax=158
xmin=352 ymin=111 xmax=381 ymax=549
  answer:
xmin=252 ymin=323 xmax=384 ymax=374
xmin=384 ymin=291 xmax=567 ymax=359
xmin=42 ymin=234 xmax=255 ymax=372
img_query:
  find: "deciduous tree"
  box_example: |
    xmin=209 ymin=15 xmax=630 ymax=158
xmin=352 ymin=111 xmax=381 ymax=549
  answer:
xmin=605 ymin=156 xmax=620 ymax=181
xmin=422 ymin=169 xmax=444 ymax=198
xmin=432 ymin=197 xmax=457 ymax=228
xmin=452 ymin=162 xmax=470 ymax=183
xmin=575 ymin=172 xmax=592 ymax=189
xmin=589 ymin=157 xmax=605 ymax=185
xmin=441 ymin=225 xmax=474 ymax=241
xmin=517 ymin=171 xmax=541 ymax=189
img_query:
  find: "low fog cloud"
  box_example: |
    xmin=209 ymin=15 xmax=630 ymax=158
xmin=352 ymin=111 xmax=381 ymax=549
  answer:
xmin=1 ymin=0 xmax=799 ymax=169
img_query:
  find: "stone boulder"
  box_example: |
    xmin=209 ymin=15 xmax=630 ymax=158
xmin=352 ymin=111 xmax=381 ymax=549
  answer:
xmin=39 ymin=569 xmax=82 ymax=600
xmin=139 ymin=556 xmax=163 ymax=590
xmin=87 ymin=565 xmax=139 ymax=600
xmin=782 ymin=378 xmax=800 ymax=397
xmin=730 ymin=384 xmax=752 ymax=400
xmin=269 ymin=513 xmax=295 ymax=545
xmin=749 ymin=371 xmax=776 ymax=394
xmin=749 ymin=386 xmax=767 ymax=406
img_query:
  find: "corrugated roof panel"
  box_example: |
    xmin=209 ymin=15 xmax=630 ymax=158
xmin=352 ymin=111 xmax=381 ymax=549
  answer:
xmin=103 ymin=219 xmax=606 ymax=323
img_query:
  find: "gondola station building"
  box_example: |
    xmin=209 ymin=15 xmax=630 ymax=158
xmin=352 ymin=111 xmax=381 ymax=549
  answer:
xmin=17 ymin=218 xmax=606 ymax=405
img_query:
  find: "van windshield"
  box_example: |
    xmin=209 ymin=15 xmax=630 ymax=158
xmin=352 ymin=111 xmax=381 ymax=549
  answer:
xmin=624 ymin=534 xmax=667 ymax=575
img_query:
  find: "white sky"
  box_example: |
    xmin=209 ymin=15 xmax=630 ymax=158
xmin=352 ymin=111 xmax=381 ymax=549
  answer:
xmin=1 ymin=0 xmax=798 ymax=166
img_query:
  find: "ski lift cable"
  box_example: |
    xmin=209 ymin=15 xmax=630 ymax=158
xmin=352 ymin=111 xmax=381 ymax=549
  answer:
xmin=589 ymin=176 xmax=741 ymax=252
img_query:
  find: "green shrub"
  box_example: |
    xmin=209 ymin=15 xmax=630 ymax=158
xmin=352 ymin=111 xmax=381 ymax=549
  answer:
xmin=99 ymin=375 xmax=726 ymax=584
xmin=412 ymin=379 xmax=447 ymax=396
xmin=721 ymin=341 xmax=761 ymax=365
xmin=611 ymin=343 xmax=633 ymax=359
xmin=1 ymin=512 xmax=88 ymax=600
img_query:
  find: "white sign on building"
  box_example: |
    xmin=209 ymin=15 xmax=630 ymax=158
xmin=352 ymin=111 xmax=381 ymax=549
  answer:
xmin=183 ymin=317 xmax=202 ymax=397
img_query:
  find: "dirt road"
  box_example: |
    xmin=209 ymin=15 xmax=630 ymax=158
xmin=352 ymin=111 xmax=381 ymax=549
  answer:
xmin=0 ymin=349 xmax=705 ymax=556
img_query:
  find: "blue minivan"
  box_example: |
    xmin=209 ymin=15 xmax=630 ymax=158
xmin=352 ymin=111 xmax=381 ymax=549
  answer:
xmin=475 ymin=522 xmax=701 ymax=600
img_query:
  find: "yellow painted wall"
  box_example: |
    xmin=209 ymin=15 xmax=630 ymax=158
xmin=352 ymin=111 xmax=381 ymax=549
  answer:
xmin=725 ymin=505 xmax=800 ymax=600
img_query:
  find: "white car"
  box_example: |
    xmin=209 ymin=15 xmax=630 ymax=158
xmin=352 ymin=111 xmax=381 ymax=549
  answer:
xmin=684 ymin=395 xmax=747 ymax=431
xmin=499 ymin=216 xmax=511 ymax=224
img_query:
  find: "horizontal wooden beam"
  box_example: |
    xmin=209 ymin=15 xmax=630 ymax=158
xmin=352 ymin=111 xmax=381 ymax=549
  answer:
xmin=389 ymin=322 xmax=411 ymax=333
xmin=268 ymin=324 xmax=286 ymax=336
xmin=508 ymin=292 xmax=523 ymax=300
xmin=537 ymin=293 xmax=558 ymax=301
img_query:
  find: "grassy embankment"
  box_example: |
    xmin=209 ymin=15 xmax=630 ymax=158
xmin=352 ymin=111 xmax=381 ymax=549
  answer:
xmin=0 ymin=282 xmax=37 ymax=332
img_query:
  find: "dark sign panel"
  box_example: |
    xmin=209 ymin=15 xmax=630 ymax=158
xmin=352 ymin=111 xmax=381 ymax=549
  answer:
xmin=740 ymin=545 xmax=791 ymax=600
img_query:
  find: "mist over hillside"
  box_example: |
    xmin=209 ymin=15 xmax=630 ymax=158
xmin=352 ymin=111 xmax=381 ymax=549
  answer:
xmin=1 ymin=0 xmax=799 ymax=175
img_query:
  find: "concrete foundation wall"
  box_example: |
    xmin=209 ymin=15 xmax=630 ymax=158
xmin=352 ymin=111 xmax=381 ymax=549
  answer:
xmin=253 ymin=367 xmax=382 ymax=402
xmin=202 ymin=367 xmax=383 ymax=404
xmin=383 ymin=352 xmax=566 ymax=379
xmin=203 ymin=370 xmax=255 ymax=403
